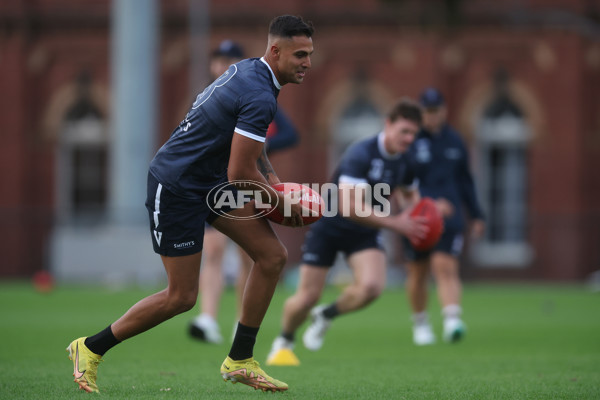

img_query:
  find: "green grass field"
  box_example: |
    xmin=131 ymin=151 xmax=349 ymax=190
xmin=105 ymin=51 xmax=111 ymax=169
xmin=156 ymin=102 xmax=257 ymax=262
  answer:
xmin=0 ymin=281 xmax=598 ymax=399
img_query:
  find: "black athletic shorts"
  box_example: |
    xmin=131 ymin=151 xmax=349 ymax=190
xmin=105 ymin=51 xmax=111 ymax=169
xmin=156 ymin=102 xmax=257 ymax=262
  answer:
xmin=301 ymin=221 xmax=385 ymax=268
xmin=145 ymin=172 xmax=232 ymax=257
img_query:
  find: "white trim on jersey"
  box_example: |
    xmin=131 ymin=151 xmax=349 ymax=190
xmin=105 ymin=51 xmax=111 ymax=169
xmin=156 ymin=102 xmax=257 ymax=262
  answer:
xmin=235 ymin=127 xmax=267 ymax=143
xmin=260 ymin=57 xmax=281 ymax=89
xmin=377 ymin=132 xmax=402 ymax=160
xmin=339 ymin=175 xmax=368 ymax=185
xmin=153 ymin=183 xmax=163 ymax=246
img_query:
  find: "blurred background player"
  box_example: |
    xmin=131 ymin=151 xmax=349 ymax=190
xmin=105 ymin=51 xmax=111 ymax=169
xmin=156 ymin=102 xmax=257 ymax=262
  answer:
xmin=189 ymin=40 xmax=299 ymax=344
xmin=267 ymin=98 xmax=429 ymax=365
xmin=404 ymin=87 xmax=485 ymax=345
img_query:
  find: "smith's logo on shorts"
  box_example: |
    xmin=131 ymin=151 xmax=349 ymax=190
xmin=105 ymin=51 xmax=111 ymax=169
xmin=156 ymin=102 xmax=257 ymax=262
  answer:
xmin=174 ymin=241 xmax=195 ymax=249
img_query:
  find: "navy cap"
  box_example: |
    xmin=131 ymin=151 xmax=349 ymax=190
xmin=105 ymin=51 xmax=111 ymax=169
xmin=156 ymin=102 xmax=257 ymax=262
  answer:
xmin=212 ymin=40 xmax=245 ymax=59
xmin=419 ymin=87 xmax=445 ymax=108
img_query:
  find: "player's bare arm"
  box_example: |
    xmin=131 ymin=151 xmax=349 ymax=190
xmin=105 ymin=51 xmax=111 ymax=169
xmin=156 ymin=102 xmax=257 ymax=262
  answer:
xmin=257 ymin=147 xmax=280 ymax=186
xmin=434 ymin=197 xmax=455 ymax=217
xmin=338 ymin=183 xmax=397 ymax=230
xmin=228 ymin=133 xmax=280 ymax=200
xmin=339 ymin=183 xmax=427 ymax=241
xmin=338 ymin=183 xmax=383 ymax=228
xmin=229 ymin=133 xmax=304 ymax=226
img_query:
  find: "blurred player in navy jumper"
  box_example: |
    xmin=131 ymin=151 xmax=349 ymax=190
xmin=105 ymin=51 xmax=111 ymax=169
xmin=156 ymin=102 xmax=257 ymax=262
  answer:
xmin=189 ymin=40 xmax=299 ymax=345
xmin=267 ymin=99 xmax=429 ymax=365
xmin=405 ymin=88 xmax=485 ymax=345
xmin=66 ymin=15 xmax=314 ymax=393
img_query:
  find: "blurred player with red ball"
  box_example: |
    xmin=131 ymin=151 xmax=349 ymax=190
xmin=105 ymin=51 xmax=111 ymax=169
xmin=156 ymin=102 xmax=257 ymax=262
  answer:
xmin=267 ymin=98 xmax=428 ymax=365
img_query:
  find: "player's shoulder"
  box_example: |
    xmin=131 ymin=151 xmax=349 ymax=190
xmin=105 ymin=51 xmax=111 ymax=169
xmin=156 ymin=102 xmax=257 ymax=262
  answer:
xmin=343 ymin=135 xmax=378 ymax=160
xmin=235 ymin=59 xmax=277 ymax=98
xmin=351 ymin=134 xmax=378 ymax=152
xmin=235 ymin=57 xmax=263 ymax=70
xmin=235 ymin=58 xmax=270 ymax=83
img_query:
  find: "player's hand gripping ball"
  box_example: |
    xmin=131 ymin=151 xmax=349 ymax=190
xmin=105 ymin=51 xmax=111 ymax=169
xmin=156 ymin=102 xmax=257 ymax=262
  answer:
xmin=410 ymin=197 xmax=444 ymax=251
xmin=266 ymin=183 xmax=323 ymax=226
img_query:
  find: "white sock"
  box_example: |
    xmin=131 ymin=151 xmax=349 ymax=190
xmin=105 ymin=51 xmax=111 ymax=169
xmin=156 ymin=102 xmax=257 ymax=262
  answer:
xmin=196 ymin=313 xmax=217 ymax=326
xmin=442 ymin=304 xmax=462 ymax=320
xmin=412 ymin=311 xmax=430 ymax=326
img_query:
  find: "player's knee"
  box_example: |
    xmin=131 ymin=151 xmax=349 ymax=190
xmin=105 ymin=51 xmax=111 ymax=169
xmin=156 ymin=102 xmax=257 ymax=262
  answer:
xmin=409 ymin=267 xmax=429 ymax=284
xmin=274 ymin=246 xmax=288 ymax=268
xmin=300 ymin=290 xmax=320 ymax=309
xmin=433 ymin=265 xmax=457 ymax=281
xmin=258 ymin=245 xmax=288 ymax=275
xmin=182 ymin=293 xmax=198 ymax=311
xmin=168 ymin=291 xmax=198 ymax=314
xmin=361 ymin=281 xmax=384 ymax=302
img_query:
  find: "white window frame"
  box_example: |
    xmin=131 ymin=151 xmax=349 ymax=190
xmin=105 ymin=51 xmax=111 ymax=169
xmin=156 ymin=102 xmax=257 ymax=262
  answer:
xmin=330 ymin=97 xmax=383 ymax=172
xmin=471 ymin=113 xmax=534 ymax=268
xmin=56 ymin=114 xmax=108 ymax=225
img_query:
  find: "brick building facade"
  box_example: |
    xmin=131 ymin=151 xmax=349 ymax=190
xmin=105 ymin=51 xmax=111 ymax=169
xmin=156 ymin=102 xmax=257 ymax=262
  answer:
xmin=1 ymin=0 xmax=599 ymax=281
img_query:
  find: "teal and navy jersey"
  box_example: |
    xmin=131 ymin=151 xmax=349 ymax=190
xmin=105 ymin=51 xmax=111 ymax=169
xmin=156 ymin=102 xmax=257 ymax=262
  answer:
xmin=149 ymin=57 xmax=280 ymax=198
xmin=408 ymin=123 xmax=484 ymax=232
xmin=319 ymin=133 xmax=418 ymax=235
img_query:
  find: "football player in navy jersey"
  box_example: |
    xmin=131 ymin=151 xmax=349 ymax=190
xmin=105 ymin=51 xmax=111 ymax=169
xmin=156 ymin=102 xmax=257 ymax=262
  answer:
xmin=267 ymin=99 xmax=429 ymax=365
xmin=404 ymin=88 xmax=485 ymax=346
xmin=66 ymin=15 xmax=314 ymax=393
xmin=189 ymin=40 xmax=300 ymax=345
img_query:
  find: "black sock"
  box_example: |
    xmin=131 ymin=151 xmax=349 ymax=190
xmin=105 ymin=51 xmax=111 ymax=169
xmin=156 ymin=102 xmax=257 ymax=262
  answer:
xmin=84 ymin=325 xmax=121 ymax=356
xmin=281 ymin=331 xmax=295 ymax=342
xmin=229 ymin=322 xmax=259 ymax=360
xmin=322 ymin=303 xmax=340 ymax=319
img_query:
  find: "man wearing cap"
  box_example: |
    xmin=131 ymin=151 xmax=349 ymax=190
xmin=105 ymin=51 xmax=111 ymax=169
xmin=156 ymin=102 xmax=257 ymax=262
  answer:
xmin=404 ymin=87 xmax=485 ymax=345
xmin=189 ymin=39 xmax=299 ymax=345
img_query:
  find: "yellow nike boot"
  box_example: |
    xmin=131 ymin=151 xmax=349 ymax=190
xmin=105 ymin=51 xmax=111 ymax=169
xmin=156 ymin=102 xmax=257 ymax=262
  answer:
xmin=221 ymin=356 xmax=288 ymax=392
xmin=66 ymin=337 xmax=102 ymax=393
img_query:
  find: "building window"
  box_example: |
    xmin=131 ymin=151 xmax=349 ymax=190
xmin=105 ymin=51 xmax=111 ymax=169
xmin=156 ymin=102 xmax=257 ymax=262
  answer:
xmin=56 ymin=95 xmax=108 ymax=225
xmin=71 ymin=144 xmax=108 ymax=215
xmin=471 ymin=95 xmax=534 ymax=267
xmin=331 ymin=96 xmax=382 ymax=170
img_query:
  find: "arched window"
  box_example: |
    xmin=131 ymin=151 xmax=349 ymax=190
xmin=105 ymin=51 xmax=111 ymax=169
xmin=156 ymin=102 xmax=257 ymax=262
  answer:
xmin=56 ymin=78 xmax=108 ymax=225
xmin=331 ymin=96 xmax=382 ymax=171
xmin=472 ymin=90 xmax=534 ymax=267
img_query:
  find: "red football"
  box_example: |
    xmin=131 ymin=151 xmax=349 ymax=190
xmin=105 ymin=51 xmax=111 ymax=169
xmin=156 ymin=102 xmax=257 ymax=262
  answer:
xmin=409 ymin=197 xmax=444 ymax=251
xmin=266 ymin=183 xmax=323 ymax=226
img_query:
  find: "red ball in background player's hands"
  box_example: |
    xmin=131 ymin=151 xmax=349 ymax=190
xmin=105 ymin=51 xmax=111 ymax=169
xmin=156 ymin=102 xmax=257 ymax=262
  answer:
xmin=409 ymin=197 xmax=444 ymax=251
xmin=266 ymin=183 xmax=323 ymax=226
